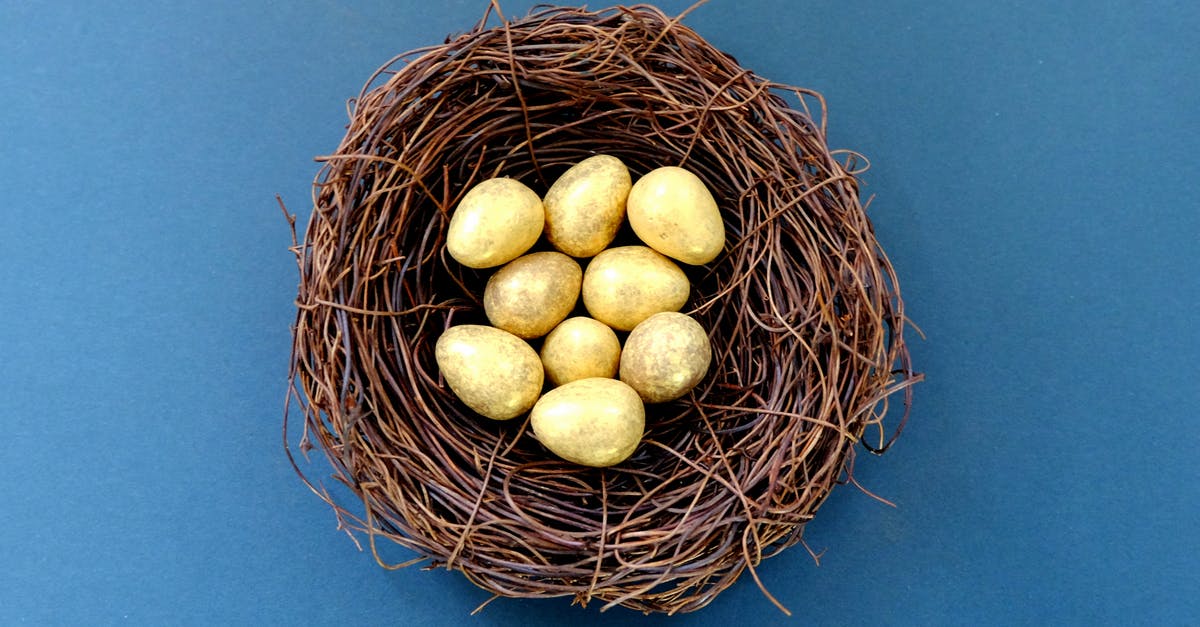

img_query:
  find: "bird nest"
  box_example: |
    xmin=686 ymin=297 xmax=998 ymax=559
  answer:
xmin=285 ymin=2 xmax=919 ymax=615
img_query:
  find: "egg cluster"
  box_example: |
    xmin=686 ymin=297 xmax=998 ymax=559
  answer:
xmin=434 ymin=155 xmax=724 ymax=467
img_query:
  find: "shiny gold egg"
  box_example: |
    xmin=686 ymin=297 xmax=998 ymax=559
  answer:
xmin=619 ymin=312 xmax=711 ymax=403
xmin=446 ymin=177 xmax=544 ymax=269
xmin=434 ymin=325 xmax=543 ymax=420
xmin=626 ymin=166 xmax=725 ymax=265
xmin=543 ymin=154 xmax=631 ymax=258
xmin=581 ymin=246 xmax=690 ymax=331
xmin=484 ymin=252 xmax=582 ymax=339
xmin=530 ymin=378 xmax=645 ymax=467
xmin=539 ymin=317 xmax=621 ymax=386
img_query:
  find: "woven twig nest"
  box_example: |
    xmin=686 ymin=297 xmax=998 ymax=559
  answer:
xmin=286 ymin=3 xmax=919 ymax=615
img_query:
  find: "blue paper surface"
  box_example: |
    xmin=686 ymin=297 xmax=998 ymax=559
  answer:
xmin=2 ymin=1 xmax=1197 ymax=624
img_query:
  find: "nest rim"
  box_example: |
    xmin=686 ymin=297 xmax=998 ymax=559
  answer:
xmin=286 ymin=2 xmax=919 ymax=616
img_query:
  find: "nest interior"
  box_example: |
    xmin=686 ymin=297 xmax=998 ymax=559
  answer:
xmin=286 ymin=3 xmax=919 ymax=616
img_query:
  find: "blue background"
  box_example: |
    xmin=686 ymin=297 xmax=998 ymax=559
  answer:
xmin=3 ymin=1 xmax=1197 ymax=624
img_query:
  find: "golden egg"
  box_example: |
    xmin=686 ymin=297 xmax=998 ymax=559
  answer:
xmin=540 ymin=317 xmax=621 ymax=386
xmin=434 ymin=325 xmax=543 ymax=420
xmin=619 ymin=312 xmax=711 ymax=403
xmin=484 ymin=252 xmax=582 ymax=339
xmin=446 ymin=177 xmax=544 ymax=269
xmin=626 ymin=166 xmax=725 ymax=265
xmin=543 ymin=154 xmax=631 ymax=258
xmin=530 ymin=378 xmax=645 ymax=467
xmin=581 ymin=246 xmax=690 ymax=331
